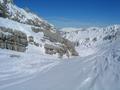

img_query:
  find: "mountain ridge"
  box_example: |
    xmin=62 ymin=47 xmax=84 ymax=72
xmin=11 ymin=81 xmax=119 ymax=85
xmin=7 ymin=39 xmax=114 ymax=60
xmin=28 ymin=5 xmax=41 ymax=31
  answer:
xmin=0 ymin=0 xmax=79 ymax=57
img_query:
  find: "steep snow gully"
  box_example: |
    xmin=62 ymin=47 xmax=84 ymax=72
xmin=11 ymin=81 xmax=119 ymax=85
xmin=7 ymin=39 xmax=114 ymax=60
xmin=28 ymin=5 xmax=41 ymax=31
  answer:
xmin=0 ymin=38 xmax=120 ymax=90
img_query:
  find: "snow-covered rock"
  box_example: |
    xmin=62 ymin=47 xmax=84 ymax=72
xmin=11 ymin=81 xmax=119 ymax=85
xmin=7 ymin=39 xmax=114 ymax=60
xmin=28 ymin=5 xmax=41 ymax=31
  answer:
xmin=0 ymin=27 xmax=28 ymax=52
xmin=0 ymin=0 xmax=78 ymax=57
xmin=0 ymin=0 xmax=54 ymax=30
xmin=61 ymin=25 xmax=120 ymax=48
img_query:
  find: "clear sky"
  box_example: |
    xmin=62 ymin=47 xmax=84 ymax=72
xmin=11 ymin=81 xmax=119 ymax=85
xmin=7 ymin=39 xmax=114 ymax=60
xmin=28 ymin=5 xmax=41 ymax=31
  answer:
xmin=14 ymin=0 xmax=120 ymax=28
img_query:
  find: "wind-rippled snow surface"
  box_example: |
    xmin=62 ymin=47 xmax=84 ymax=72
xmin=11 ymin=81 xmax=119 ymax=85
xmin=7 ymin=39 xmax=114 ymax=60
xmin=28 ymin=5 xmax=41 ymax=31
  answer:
xmin=1 ymin=40 xmax=120 ymax=90
xmin=0 ymin=49 xmax=60 ymax=90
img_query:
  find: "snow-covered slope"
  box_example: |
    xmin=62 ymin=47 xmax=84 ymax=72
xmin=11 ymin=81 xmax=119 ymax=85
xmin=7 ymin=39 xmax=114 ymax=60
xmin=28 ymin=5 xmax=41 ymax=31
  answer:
xmin=0 ymin=0 xmax=79 ymax=57
xmin=0 ymin=0 xmax=54 ymax=30
xmin=61 ymin=25 xmax=120 ymax=47
xmin=1 ymin=0 xmax=120 ymax=90
xmin=0 ymin=30 xmax=120 ymax=90
xmin=61 ymin=25 xmax=120 ymax=44
xmin=0 ymin=17 xmax=46 ymax=54
xmin=0 ymin=23 xmax=120 ymax=90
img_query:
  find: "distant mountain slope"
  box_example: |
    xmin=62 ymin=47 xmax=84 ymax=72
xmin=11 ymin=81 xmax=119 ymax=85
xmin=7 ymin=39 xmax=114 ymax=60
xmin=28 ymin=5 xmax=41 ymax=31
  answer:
xmin=61 ymin=25 xmax=120 ymax=47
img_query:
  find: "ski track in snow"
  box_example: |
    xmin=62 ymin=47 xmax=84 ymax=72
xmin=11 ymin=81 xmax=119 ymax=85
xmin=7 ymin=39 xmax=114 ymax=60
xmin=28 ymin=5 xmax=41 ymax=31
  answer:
xmin=0 ymin=44 xmax=105 ymax=90
xmin=0 ymin=16 xmax=120 ymax=89
xmin=0 ymin=50 xmax=60 ymax=89
xmin=0 ymin=41 xmax=120 ymax=90
xmin=0 ymin=37 xmax=120 ymax=90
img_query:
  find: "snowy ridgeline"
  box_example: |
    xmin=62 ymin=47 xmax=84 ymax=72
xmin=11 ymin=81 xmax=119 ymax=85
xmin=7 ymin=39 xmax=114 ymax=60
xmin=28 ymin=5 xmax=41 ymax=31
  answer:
xmin=60 ymin=26 xmax=120 ymax=47
xmin=0 ymin=0 xmax=54 ymax=30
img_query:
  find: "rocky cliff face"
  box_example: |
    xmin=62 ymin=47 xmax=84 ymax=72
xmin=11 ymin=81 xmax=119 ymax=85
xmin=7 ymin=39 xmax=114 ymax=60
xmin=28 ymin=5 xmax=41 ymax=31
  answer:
xmin=32 ymin=27 xmax=79 ymax=57
xmin=0 ymin=27 xmax=28 ymax=52
xmin=31 ymin=27 xmax=79 ymax=57
xmin=0 ymin=0 xmax=78 ymax=58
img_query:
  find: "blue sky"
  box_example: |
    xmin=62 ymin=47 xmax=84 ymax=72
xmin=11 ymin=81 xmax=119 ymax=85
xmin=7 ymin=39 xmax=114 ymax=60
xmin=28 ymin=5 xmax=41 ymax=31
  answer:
xmin=14 ymin=0 xmax=120 ymax=28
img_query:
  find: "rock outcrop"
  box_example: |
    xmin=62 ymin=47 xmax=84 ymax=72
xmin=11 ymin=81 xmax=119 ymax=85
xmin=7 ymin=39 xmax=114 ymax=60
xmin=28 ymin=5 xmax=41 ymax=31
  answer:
xmin=0 ymin=27 xmax=28 ymax=52
xmin=28 ymin=36 xmax=39 ymax=47
xmin=43 ymin=30 xmax=78 ymax=56
xmin=32 ymin=27 xmax=79 ymax=57
xmin=0 ymin=0 xmax=79 ymax=58
xmin=0 ymin=0 xmax=8 ymax=17
xmin=44 ymin=43 xmax=70 ymax=58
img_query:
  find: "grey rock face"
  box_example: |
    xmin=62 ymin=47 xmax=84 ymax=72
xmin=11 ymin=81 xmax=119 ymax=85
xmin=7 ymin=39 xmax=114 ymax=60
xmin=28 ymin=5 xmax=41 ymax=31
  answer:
xmin=44 ymin=44 xmax=69 ymax=58
xmin=28 ymin=36 xmax=39 ymax=47
xmin=31 ymin=27 xmax=43 ymax=33
xmin=28 ymin=36 xmax=34 ymax=43
xmin=31 ymin=26 xmax=79 ymax=57
xmin=43 ymin=30 xmax=79 ymax=57
xmin=0 ymin=27 xmax=28 ymax=52
xmin=44 ymin=44 xmax=57 ymax=55
xmin=0 ymin=1 xmax=8 ymax=18
xmin=34 ymin=42 xmax=39 ymax=47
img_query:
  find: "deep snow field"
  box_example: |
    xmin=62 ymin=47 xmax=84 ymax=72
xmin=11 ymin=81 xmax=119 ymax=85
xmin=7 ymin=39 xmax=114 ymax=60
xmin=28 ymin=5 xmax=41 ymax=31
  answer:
xmin=0 ymin=37 xmax=120 ymax=90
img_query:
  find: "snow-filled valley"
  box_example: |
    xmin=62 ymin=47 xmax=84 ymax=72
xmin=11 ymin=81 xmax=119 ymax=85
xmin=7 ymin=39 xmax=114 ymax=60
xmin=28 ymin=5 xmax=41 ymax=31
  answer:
xmin=0 ymin=0 xmax=120 ymax=90
xmin=1 ymin=35 xmax=120 ymax=90
xmin=1 ymin=25 xmax=120 ymax=90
